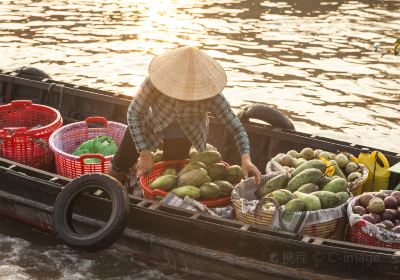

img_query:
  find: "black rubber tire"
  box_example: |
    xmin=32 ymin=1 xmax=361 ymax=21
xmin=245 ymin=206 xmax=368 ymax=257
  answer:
xmin=14 ymin=67 xmax=51 ymax=79
xmin=237 ymin=104 xmax=295 ymax=130
xmin=52 ymin=174 xmax=130 ymax=252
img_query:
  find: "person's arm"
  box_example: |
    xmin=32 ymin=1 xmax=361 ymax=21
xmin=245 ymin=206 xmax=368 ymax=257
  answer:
xmin=127 ymin=79 xmax=156 ymax=175
xmin=208 ymin=94 xmax=262 ymax=184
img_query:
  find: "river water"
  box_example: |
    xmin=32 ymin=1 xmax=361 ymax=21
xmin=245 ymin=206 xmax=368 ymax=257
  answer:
xmin=0 ymin=0 xmax=399 ymax=279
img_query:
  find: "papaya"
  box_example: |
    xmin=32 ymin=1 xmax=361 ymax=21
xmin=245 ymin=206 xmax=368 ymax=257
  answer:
xmin=199 ymin=182 xmax=221 ymax=199
xmin=190 ymin=150 xmax=222 ymax=165
xmin=149 ymin=175 xmax=177 ymax=191
xmin=189 ymin=144 xmax=217 ymax=158
xmin=320 ymin=176 xmax=332 ymax=187
xmin=178 ymin=161 xmax=207 ymax=177
xmin=214 ymin=180 xmax=234 ymax=197
xmin=154 ymin=150 xmax=163 ymax=163
xmin=256 ymin=173 xmax=289 ymax=198
xmin=319 ymin=151 xmax=334 ymax=160
xmin=329 ymin=160 xmax=346 ymax=179
xmin=171 ymin=185 xmax=201 ymax=199
xmin=287 ymin=150 xmax=300 ymax=159
xmin=347 ymin=172 xmax=362 ymax=183
xmin=311 ymin=191 xmax=340 ymax=209
xmin=207 ymin=163 xmax=227 ymax=181
xmin=163 ymin=167 xmax=177 ymax=176
xmin=177 ymin=168 xmax=211 ymax=187
xmin=267 ymin=189 xmax=294 ymax=205
xmin=287 ymin=168 xmax=324 ymax=192
xmin=263 ymin=202 xmax=276 ymax=211
xmin=294 ymin=158 xmax=307 ymax=168
xmin=314 ymin=149 xmax=323 ymax=159
xmin=293 ymin=191 xmax=321 ymax=211
xmin=335 ymin=153 xmax=350 ymax=169
xmin=297 ymin=183 xmax=319 ymax=194
xmin=226 ymin=165 xmax=243 ymax=185
xmin=291 ymin=159 xmax=326 ymax=177
xmin=299 ymin=147 xmax=314 ymax=160
xmin=345 ymin=162 xmax=359 ymax=175
xmin=280 ymin=155 xmax=294 ymax=167
xmin=284 ymin=198 xmax=305 ymax=212
xmin=337 ymin=191 xmax=350 ymax=205
xmin=322 ymin=178 xmax=348 ymax=193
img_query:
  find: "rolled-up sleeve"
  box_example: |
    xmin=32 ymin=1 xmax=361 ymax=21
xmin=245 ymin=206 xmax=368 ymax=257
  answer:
xmin=127 ymin=79 xmax=155 ymax=152
xmin=208 ymin=93 xmax=250 ymax=155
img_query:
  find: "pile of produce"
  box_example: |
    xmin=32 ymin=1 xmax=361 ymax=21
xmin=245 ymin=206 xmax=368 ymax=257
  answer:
xmin=147 ymin=146 xmax=243 ymax=201
xmin=258 ymin=147 xmax=363 ymax=212
xmin=352 ymin=192 xmax=400 ymax=233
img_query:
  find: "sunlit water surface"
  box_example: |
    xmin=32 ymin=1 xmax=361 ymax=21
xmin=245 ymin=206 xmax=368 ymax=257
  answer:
xmin=0 ymin=0 xmax=399 ymax=279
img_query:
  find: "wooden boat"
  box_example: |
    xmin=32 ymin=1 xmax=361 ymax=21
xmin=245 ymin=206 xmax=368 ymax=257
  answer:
xmin=0 ymin=68 xmax=399 ymax=280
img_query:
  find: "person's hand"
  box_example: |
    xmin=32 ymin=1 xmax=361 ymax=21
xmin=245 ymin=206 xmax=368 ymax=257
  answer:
xmin=241 ymin=154 xmax=262 ymax=185
xmin=137 ymin=151 xmax=154 ymax=177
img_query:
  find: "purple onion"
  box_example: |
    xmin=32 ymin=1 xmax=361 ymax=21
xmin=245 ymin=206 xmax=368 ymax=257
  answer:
xmin=381 ymin=220 xmax=395 ymax=230
xmin=371 ymin=213 xmax=381 ymax=223
xmin=362 ymin=214 xmax=376 ymax=224
xmin=381 ymin=209 xmax=397 ymax=222
xmin=375 ymin=223 xmax=387 ymax=230
xmin=353 ymin=205 xmax=366 ymax=216
xmin=384 ymin=196 xmax=397 ymax=209
xmin=374 ymin=192 xmax=387 ymax=200
xmin=391 ymin=191 xmax=400 ymax=204
xmin=392 ymin=226 xmax=400 ymax=234
xmin=358 ymin=193 xmax=374 ymax=208
xmin=395 ymin=219 xmax=400 ymax=226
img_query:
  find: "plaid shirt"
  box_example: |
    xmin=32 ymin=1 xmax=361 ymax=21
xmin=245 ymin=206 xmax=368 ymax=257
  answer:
xmin=127 ymin=78 xmax=250 ymax=155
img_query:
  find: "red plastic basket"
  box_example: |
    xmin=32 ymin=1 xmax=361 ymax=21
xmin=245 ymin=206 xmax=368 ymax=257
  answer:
xmin=0 ymin=100 xmax=62 ymax=170
xmin=349 ymin=220 xmax=400 ymax=249
xmin=348 ymin=192 xmax=400 ymax=249
xmin=140 ymin=160 xmax=232 ymax=207
xmin=49 ymin=116 xmax=126 ymax=179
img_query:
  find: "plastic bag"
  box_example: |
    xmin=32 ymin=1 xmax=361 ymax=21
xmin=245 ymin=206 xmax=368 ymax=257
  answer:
xmin=93 ymin=136 xmax=117 ymax=156
xmin=72 ymin=136 xmax=118 ymax=164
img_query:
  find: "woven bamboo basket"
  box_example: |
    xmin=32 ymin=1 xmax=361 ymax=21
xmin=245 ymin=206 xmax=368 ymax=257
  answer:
xmin=232 ymin=174 xmax=348 ymax=239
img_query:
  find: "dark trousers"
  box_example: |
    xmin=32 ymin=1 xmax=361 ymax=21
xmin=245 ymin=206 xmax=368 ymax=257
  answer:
xmin=112 ymin=129 xmax=192 ymax=172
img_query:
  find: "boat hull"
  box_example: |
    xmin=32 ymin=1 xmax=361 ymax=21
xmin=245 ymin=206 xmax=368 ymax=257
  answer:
xmin=1 ymin=71 xmax=400 ymax=279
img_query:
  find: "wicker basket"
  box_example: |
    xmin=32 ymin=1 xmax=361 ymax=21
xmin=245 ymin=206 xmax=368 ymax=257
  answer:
xmin=232 ymin=175 xmax=348 ymax=239
xmin=348 ymin=191 xmax=400 ymax=249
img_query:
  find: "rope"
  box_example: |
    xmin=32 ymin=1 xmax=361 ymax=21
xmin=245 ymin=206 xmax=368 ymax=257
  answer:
xmin=58 ymin=84 xmax=64 ymax=110
xmin=47 ymin=83 xmax=65 ymax=110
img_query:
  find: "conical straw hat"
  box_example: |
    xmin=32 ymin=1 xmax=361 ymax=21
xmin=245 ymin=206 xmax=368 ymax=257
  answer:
xmin=148 ymin=46 xmax=227 ymax=101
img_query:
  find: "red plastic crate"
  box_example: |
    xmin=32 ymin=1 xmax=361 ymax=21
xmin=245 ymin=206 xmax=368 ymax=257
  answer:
xmin=140 ymin=160 xmax=232 ymax=207
xmin=49 ymin=116 xmax=126 ymax=179
xmin=0 ymin=100 xmax=62 ymax=170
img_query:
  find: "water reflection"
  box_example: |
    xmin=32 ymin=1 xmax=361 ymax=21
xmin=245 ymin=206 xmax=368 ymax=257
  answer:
xmin=0 ymin=0 xmax=399 ymax=154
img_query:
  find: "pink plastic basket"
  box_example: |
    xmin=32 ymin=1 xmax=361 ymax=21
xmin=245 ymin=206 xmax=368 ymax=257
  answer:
xmin=49 ymin=116 xmax=126 ymax=178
